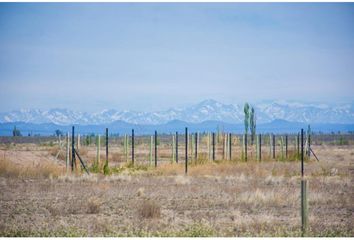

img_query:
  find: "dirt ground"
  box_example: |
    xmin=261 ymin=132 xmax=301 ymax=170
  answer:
xmin=0 ymin=142 xmax=353 ymax=237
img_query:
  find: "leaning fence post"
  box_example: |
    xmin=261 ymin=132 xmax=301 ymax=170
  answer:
xmin=185 ymin=127 xmax=188 ymax=174
xmin=132 ymin=129 xmax=134 ymax=165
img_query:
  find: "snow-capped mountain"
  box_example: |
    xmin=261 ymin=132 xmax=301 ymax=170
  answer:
xmin=0 ymin=99 xmax=353 ymax=125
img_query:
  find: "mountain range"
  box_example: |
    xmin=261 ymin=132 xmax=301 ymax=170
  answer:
xmin=1 ymin=99 xmax=353 ymax=125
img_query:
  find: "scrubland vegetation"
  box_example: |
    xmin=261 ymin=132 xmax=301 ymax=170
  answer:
xmin=0 ymin=136 xmax=353 ymax=237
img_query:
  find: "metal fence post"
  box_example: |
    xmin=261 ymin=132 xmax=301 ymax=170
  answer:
xmin=71 ymin=126 xmax=75 ymax=171
xmin=212 ymin=132 xmax=215 ymax=161
xmin=176 ymin=132 xmax=178 ymax=163
xmin=155 ymin=130 xmax=157 ymax=168
xmin=185 ymin=127 xmax=188 ymax=174
xmin=132 ymin=129 xmax=134 ymax=165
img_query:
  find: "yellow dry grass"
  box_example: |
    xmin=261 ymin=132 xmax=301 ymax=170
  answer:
xmin=0 ymin=157 xmax=64 ymax=178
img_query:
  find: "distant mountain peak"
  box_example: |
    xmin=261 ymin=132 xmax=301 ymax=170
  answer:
xmin=0 ymin=99 xmax=353 ymax=125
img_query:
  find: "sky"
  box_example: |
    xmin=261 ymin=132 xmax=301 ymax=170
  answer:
xmin=0 ymin=3 xmax=353 ymax=112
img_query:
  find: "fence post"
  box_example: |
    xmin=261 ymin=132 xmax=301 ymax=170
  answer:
xmin=285 ymin=135 xmax=288 ymax=159
xmin=212 ymin=132 xmax=215 ymax=161
xmin=245 ymin=134 xmax=247 ymax=161
xmin=308 ymin=127 xmax=311 ymax=158
xmin=150 ymin=135 xmax=153 ymax=166
xmin=132 ymin=129 xmax=134 ymax=165
xmin=301 ymin=129 xmax=304 ymax=177
xmin=269 ymin=134 xmax=272 ymax=159
xmin=71 ymin=126 xmax=75 ymax=171
xmin=77 ymin=134 xmax=80 ymax=150
xmin=259 ymin=133 xmax=262 ymax=161
xmin=297 ymin=132 xmax=300 ymax=160
xmin=208 ymin=132 xmax=211 ymax=160
xmin=281 ymin=136 xmax=284 ymax=160
xmin=195 ymin=132 xmax=198 ymax=160
xmin=301 ymin=179 xmax=309 ymax=236
xmin=172 ymin=134 xmax=175 ymax=163
xmin=123 ymin=134 xmax=126 ymax=161
xmin=185 ymin=127 xmax=188 ymax=174
xmin=241 ymin=134 xmax=245 ymax=161
xmin=223 ymin=133 xmax=225 ymax=159
xmin=300 ymin=128 xmax=308 ymax=235
xmin=229 ymin=133 xmax=232 ymax=160
xmin=256 ymin=134 xmax=259 ymax=161
xmin=96 ymin=134 xmax=100 ymax=166
xmin=105 ymin=128 xmax=108 ymax=166
xmin=176 ymin=132 xmax=178 ymax=163
xmin=272 ymin=134 xmax=275 ymax=159
xmin=154 ymin=130 xmax=157 ymax=168
xmin=191 ymin=133 xmax=194 ymax=159
xmin=66 ymin=132 xmax=69 ymax=173
xmin=126 ymin=134 xmax=129 ymax=162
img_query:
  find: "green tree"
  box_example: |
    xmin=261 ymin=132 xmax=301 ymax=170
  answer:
xmin=12 ymin=126 xmax=22 ymax=136
xmin=244 ymin=103 xmax=250 ymax=135
xmin=250 ymin=107 xmax=256 ymax=145
xmin=55 ymin=129 xmax=63 ymax=137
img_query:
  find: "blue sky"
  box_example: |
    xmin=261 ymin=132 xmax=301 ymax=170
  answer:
xmin=0 ymin=3 xmax=353 ymax=112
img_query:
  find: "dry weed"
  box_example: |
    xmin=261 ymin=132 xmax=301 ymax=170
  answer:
xmin=87 ymin=196 xmax=103 ymax=214
xmin=0 ymin=158 xmax=64 ymax=178
xmin=139 ymin=200 xmax=161 ymax=219
xmin=137 ymin=187 xmax=145 ymax=197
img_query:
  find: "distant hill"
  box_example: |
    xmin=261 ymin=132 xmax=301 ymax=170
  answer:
xmin=1 ymin=119 xmax=353 ymax=136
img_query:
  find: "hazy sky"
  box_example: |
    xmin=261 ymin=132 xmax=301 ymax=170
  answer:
xmin=0 ymin=3 xmax=353 ymax=112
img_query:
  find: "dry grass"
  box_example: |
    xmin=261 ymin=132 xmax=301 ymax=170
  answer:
xmin=138 ymin=200 xmax=161 ymax=219
xmin=0 ymin=143 xmax=352 ymax=237
xmin=111 ymin=152 xmax=123 ymax=162
xmin=0 ymin=157 xmax=64 ymax=178
xmin=87 ymin=196 xmax=103 ymax=214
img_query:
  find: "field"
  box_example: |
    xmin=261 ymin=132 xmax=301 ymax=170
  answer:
xmin=0 ymin=135 xmax=353 ymax=237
